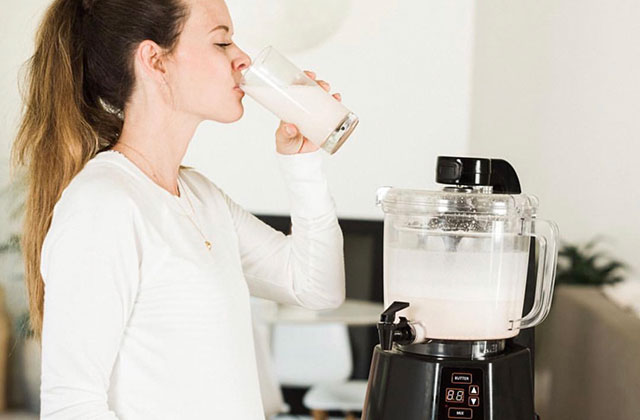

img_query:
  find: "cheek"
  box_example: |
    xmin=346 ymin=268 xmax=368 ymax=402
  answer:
xmin=174 ymin=48 xmax=231 ymax=100
xmin=170 ymin=47 xmax=241 ymax=121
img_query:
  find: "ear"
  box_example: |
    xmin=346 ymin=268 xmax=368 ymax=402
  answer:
xmin=134 ymin=40 xmax=170 ymax=85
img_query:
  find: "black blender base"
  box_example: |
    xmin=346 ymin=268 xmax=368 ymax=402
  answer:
xmin=362 ymin=344 xmax=536 ymax=420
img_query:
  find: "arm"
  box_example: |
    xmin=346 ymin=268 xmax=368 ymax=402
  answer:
xmin=220 ymin=150 xmax=345 ymax=310
xmin=39 ymin=190 xmax=141 ymax=420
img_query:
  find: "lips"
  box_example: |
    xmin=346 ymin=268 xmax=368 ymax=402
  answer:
xmin=233 ymin=85 xmax=245 ymax=96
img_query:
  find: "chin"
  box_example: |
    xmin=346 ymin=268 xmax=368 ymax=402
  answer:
xmin=228 ymin=106 xmax=244 ymax=122
xmin=207 ymin=103 xmax=244 ymax=123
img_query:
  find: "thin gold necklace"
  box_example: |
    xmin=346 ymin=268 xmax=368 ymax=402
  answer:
xmin=177 ymin=177 xmax=213 ymax=251
xmin=112 ymin=144 xmax=213 ymax=251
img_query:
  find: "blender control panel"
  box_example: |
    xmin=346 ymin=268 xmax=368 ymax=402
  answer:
xmin=437 ymin=367 xmax=484 ymax=419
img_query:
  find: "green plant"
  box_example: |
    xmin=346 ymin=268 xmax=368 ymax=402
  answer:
xmin=556 ymin=238 xmax=627 ymax=285
xmin=0 ymin=172 xmax=30 ymax=338
xmin=0 ymin=234 xmax=21 ymax=254
xmin=0 ymin=170 xmax=27 ymax=222
xmin=0 ymin=170 xmax=27 ymax=255
xmin=16 ymin=311 xmax=35 ymax=339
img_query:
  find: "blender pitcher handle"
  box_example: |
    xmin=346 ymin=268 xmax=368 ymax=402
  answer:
xmin=510 ymin=219 xmax=559 ymax=330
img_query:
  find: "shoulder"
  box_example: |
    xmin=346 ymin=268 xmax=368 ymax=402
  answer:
xmin=42 ymin=160 xmax=146 ymax=261
xmin=52 ymin=159 xmax=140 ymax=226
xmin=179 ymin=166 xmax=228 ymax=201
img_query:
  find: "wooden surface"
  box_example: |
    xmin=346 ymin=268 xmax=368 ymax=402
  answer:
xmin=535 ymin=284 xmax=640 ymax=420
xmin=0 ymin=286 xmax=11 ymax=412
xmin=0 ymin=412 xmax=38 ymax=420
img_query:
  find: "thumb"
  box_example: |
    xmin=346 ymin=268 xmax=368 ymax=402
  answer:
xmin=283 ymin=123 xmax=297 ymax=137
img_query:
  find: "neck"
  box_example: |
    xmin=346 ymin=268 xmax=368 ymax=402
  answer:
xmin=113 ymin=100 xmax=202 ymax=196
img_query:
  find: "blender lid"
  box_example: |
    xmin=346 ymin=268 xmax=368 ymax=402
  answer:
xmin=436 ymin=156 xmax=522 ymax=194
xmin=377 ymin=187 xmax=539 ymax=217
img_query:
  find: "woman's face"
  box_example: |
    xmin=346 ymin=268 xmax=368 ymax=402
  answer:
xmin=164 ymin=0 xmax=250 ymax=123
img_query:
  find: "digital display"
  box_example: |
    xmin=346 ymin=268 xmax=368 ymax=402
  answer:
xmin=445 ymin=388 xmax=465 ymax=403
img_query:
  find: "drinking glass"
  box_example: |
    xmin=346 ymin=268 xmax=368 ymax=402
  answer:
xmin=240 ymin=46 xmax=359 ymax=154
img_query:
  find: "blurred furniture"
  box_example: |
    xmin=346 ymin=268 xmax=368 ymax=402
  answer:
xmin=257 ymin=215 xmax=384 ymax=417
xmin=276 ymin=299 xmax=382 ymax=325
xmin=252 ymin=298 xmax=382 ymax=418
xmin=272 ymin=322 xmax=363 ymax=420
xmin=273 ymin=323 xmax=352 ymax=387
xmin=535 ymin=284 xmax=640 ymax=419
xmin=272 ymin=300 xmax=381 ymax=420
xmin=303 ymin=380 xmax=368 ymax=420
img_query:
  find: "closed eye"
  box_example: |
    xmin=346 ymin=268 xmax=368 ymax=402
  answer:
xmin=215 ymin=43 xmax=232 ymax=49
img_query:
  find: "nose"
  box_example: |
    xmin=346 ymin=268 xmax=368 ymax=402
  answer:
xmin=233 ymin=47 xmax=251 ymax=72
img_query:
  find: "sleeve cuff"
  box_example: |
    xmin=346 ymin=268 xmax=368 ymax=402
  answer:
xmin=276 ymin=150 xmax=336 ymax=218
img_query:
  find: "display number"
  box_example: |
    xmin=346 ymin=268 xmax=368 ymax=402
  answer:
xmin=445 ymin=388 xmax=465 ymax=403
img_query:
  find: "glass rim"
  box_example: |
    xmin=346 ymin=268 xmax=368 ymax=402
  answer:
xmin=241 ymin=45 xmax=275 ymax=79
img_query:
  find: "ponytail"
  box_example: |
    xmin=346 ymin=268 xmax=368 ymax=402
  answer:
xmin=10 ymin=0 xmax=188 ymax=340
xmin=11 ymin=0 xmax=100 ymax=341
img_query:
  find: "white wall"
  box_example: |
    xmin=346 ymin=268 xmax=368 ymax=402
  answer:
xmin=3 ymin=0 xmax=635 ymax=279
xmin=469 ymin=0 xmax=640 ymax=275
xmin=0 ymin=1 xmax=476 ymax=221
xmin=0 ymin=0 xmax=49 ymax=327
xmin=0 ymin=0 xmax=475 ymax=325
xmin=0 ymin=0 xmax=47 ymax=205
xmin=186 ymin=0 xmax=476 ymax=219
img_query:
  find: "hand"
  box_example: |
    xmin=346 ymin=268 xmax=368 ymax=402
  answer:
xmin=275 ymin=70 xmax=343 ymax=155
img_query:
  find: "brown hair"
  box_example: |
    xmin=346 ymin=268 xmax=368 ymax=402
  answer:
xmin=10 ymin=0 xmax=189 ymax=340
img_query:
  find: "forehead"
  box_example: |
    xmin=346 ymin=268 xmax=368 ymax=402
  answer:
xmin=184 ymin=0 xmax=233 ymax=34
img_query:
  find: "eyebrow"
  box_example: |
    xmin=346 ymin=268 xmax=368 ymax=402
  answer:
xmin=209 ymin=25 xmax=230 ymax=34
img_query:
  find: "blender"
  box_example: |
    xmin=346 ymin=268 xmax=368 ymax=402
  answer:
xmin=362 ymin=156 xmax=558 ymax=420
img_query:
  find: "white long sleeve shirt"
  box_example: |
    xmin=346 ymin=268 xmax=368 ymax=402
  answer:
xmin=39 ymin=149 xmax=345 ymax=419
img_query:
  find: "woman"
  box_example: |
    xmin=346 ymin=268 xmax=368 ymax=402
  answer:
xmin=10 ymin=0 xmax=345 ymax=418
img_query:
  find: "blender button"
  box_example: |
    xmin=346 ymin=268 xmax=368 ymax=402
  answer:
xmin=452 ymin=373 xmax=472 ymax=384
xmin=469 ymin=385 xmax=480 ymax=395
xmin=469 ymin=396 xmax=480 ymax=407
xmin=448 ymin=407 xmax=473 ymax=419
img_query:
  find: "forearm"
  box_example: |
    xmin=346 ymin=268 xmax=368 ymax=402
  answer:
xmin=233 ymin=150 xmax=345 ymax=308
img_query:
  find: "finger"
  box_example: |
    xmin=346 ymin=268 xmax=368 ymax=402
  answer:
xmin=316 ymin=80 xmax=330 ymax=92
xmin=277 ymin=122 xmax=298 ymax=138
xmin=332 ymin=93 xmax=342 ymax=102
xmin=275 ymin=121 xmax=292 ymax=138
xmin=284 ymin=123 xmax=298 ymax=137
xmin=303 ymin=70 xmax=316 ymax=80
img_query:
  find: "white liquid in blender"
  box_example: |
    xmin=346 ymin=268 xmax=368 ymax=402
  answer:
xmin=385 ymin=247 xmax=530 ymax=340
xmin=240 ymin=84 xmax=350 ymax=145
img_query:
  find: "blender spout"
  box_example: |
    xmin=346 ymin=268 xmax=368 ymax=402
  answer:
xmin=377 ymin=301 xmax=417 ymax=351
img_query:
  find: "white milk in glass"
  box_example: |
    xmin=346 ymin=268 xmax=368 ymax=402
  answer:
xmin=240 ymin=84 xmax=350 ymax=146
xmin=385 ymin=245 xmax=530 ymax=340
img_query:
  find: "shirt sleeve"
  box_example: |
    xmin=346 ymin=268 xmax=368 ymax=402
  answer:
xmin=219 ymin=150 xmax=345 ymax=310
xmin=39 ymin=188 xmax=142 ymax=420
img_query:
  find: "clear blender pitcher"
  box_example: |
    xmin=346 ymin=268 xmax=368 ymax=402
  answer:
xmin=376 ymin=157 xmax=559 ymax=342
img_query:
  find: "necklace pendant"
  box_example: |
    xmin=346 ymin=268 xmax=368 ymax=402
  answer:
xmin=205 ymin=240 xmax=212 ymax=250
